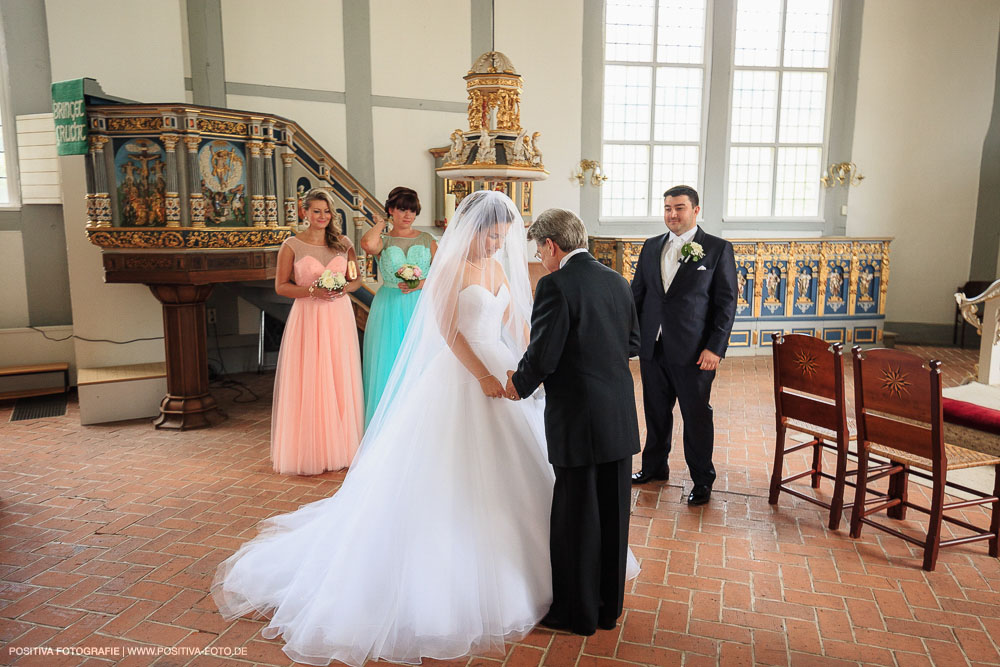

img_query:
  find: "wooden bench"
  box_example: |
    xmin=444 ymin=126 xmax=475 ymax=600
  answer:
xmin=0 ymin=362 xmax=70 ymax=401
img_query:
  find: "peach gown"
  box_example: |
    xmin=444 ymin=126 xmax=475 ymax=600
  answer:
xmin=271 ymin=236 xmax=363 ymax=474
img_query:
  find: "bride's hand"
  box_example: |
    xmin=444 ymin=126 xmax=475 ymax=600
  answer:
xmin=478 ymin=375 xmax=505 ymax=398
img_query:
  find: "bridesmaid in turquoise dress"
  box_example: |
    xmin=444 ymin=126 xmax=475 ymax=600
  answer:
xmin=359 ymin=187 xmax=437 ymax=425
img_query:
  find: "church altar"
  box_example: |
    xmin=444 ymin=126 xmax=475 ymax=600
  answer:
xmin=589 ymin=236 xmax=892 ymax=356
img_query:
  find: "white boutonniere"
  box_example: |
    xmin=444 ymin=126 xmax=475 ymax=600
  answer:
xmin=680 ymin=241 xmax=705 ymax=263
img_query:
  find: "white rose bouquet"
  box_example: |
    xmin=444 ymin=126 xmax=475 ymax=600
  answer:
xmin=314 ymin=269 xmax=347 ymax=295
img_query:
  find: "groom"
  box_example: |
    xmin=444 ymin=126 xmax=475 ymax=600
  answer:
xmin=630 ymin=185 xmax=738 ymax=505
xmin=506 ymin=208 xmax=640 ymax=636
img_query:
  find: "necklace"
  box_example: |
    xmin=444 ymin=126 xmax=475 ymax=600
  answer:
xmin=466 ymin=259 xmax=483 ymax=270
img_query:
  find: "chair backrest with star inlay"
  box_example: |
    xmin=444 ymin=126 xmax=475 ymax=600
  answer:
xmin=772 ymin=333 xmax=845 ymax=434
xmin=851 ymin=347 xmax=943 ymax=463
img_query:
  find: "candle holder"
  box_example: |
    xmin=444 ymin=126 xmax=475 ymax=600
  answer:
xmin=820 ymin=162 xmax=864 ymax=188
xmin=571 ymin=159 xmax=608 ymax=187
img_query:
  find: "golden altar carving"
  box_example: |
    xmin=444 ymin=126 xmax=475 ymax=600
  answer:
xmin=589 ymin=236 xmax=892 ymax=353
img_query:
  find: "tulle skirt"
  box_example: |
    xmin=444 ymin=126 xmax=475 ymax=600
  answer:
xmin=362 ymin=286 xmax=420 ymax=426
xmin=215 ymin=336 xmax=556 ymax=666
xmin=271 ymin=296 xmax=363 ymax=475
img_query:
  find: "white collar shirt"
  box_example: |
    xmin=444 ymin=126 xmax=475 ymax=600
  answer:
xmin=559 ymin=247 xmax=588 ymax=269
xmin=660 ymin=226 xmax=698 ymax=292
xmin=656 ymin=226 xmax=698 ymax=340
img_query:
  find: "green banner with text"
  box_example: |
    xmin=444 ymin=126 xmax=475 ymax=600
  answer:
xmin=51 ymin=79 xmax=88 ymax=155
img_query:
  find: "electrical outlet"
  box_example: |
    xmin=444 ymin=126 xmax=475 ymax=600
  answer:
xmin=840 ymin=205 xmax=848 ymax=216
xmin=207 ymin=308 xmax=217 ymax=325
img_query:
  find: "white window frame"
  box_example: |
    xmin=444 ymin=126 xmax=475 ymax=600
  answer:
xmin=722 ymin=0 xmax=840 ymax=223
xmin=597 ymin=0 xmax=841 ymax=227
xmin=0 ymin=23 xmax=22 ymax=210
xmin=600 ymin=0 xmax=714 ymax=223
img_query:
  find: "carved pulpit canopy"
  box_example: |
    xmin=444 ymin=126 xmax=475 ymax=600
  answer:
xmin=436 ymin=51 xmax=548 ymax=183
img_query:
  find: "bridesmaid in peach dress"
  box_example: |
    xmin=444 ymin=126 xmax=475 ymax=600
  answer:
xmin=271 ymin=188 xmax=364 ymax=475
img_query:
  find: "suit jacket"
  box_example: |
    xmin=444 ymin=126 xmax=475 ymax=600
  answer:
xmin=631 ymin=226 xmax=738 ymax=364
xmin=512 ymin=253 xmax=641 ymax=467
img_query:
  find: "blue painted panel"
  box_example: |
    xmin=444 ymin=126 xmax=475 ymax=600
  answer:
xmin=822 ymin=327 xmax=846 ymax=344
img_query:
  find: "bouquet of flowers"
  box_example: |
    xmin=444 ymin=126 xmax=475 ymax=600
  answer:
xmin=395 ymin=264 xmax=423 ymax=289
xmin=314 ymin=269 xmax=347 ymax=295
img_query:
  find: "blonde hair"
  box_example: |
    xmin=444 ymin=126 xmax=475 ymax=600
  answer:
xmin=303 ymin=188 xmax=351 ymax=253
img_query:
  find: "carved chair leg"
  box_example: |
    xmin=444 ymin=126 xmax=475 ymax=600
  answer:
xmin=849 ymin=447 xmax=870 ymax=539
xmin=923 ymin=472 xmax=946 ymax=572
xmin=990 ymin=464 xmax=1000 ymax=558
xmin=811 ymin=438 xmax=824 ymax=489
xmin=768 ymin=425 xmax=787 ymax=505
xmin=828 ymin=438 xmax=849 ymax=531
xmin=887 ymin=463 xmax=909 ymax=521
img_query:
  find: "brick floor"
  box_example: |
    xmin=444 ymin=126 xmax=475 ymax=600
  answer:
xmin=2 ymin=345 xmax=998 ymax=666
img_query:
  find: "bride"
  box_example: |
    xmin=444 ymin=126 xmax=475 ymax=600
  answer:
xmin=212 ymin=190 xmax=634 ymax=666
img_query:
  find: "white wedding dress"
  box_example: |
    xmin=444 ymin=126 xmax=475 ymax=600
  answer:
xmin=213 ymin=284 xmax=557 ymax=666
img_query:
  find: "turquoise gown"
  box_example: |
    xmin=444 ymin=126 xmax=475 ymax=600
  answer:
xmin=362 ymin=232 xmax=434 ymax=426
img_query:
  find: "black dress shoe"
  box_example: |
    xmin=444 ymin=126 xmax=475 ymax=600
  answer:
xmin=631 ymin=469 xmax=669 ymax=484
xmin=687 ymin=484 xmax=711 ymax=506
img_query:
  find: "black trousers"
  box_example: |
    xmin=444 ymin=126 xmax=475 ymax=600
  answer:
xmin=639 ymin=336 xmax=717 ymax=487
xmin=548 ymin=456 xmax=631 ymax=634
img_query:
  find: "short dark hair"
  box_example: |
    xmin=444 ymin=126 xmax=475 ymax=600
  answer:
xmin=385 ymin=186 xmax=421 ymax=215
xmin=663 ymin=185 xmax=699 ymax=208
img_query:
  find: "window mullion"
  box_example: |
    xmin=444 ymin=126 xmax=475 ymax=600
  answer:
xmin=771 ymin=0 xmax=789 ymax=217
xmin=648 ymin=3 xmax=661 ymax=216
xmin=704 ymin=0 xmax=734 ymax=230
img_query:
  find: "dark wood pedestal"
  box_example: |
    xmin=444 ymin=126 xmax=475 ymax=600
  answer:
xmin=101 ymin=249 xmax=280 ymax=431
xmin=100 ymin=248 xmax=370 ymax=429
xmin=147 ymin=284 xmax=223 ymax=430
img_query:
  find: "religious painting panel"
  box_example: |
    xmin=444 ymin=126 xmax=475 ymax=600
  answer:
xmin=114 ymin=138 xmax=166 ymax=227
xmin=198 ymin=140 xmax=248 ymax=226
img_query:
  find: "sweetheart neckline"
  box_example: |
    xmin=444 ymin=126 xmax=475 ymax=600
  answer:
xmin=295 ymin=255 xmax=347 ymax=268
xmin=460 ymin=283 xmax=509 ymax=299
xmin=382 ymin=244 xmax=431 ymax=259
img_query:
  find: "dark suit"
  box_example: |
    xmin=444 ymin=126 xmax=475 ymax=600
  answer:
xmin=512 ymin=251 xmax=640 ymax=634
xmin=631 ymin=226 xmax=737 ymax=487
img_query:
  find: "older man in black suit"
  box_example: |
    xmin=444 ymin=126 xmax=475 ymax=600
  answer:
xmin=506 ymin=208 xmax=640 ymax=636
xmin=630 ymin=185 xmax=738 ymax=506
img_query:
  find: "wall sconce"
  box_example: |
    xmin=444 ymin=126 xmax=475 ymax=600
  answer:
xmin=571 ymin=159 xmax=608 ymax=187
xmin=820 ymin=162 xmax=864 ymax=188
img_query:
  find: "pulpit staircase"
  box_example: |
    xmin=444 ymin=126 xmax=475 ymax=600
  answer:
xmin=83 ymin=96 xmax=385 ymax=429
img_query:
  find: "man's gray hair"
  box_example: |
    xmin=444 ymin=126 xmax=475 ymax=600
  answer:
xmin=527 ymin=208 xmax=588 ymax=252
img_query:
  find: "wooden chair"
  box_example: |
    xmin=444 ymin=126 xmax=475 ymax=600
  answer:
xmin=849 ymin=347 xmax=1000 ymax=571
xmin=769 ymin=334 xmax=859 ymax=530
